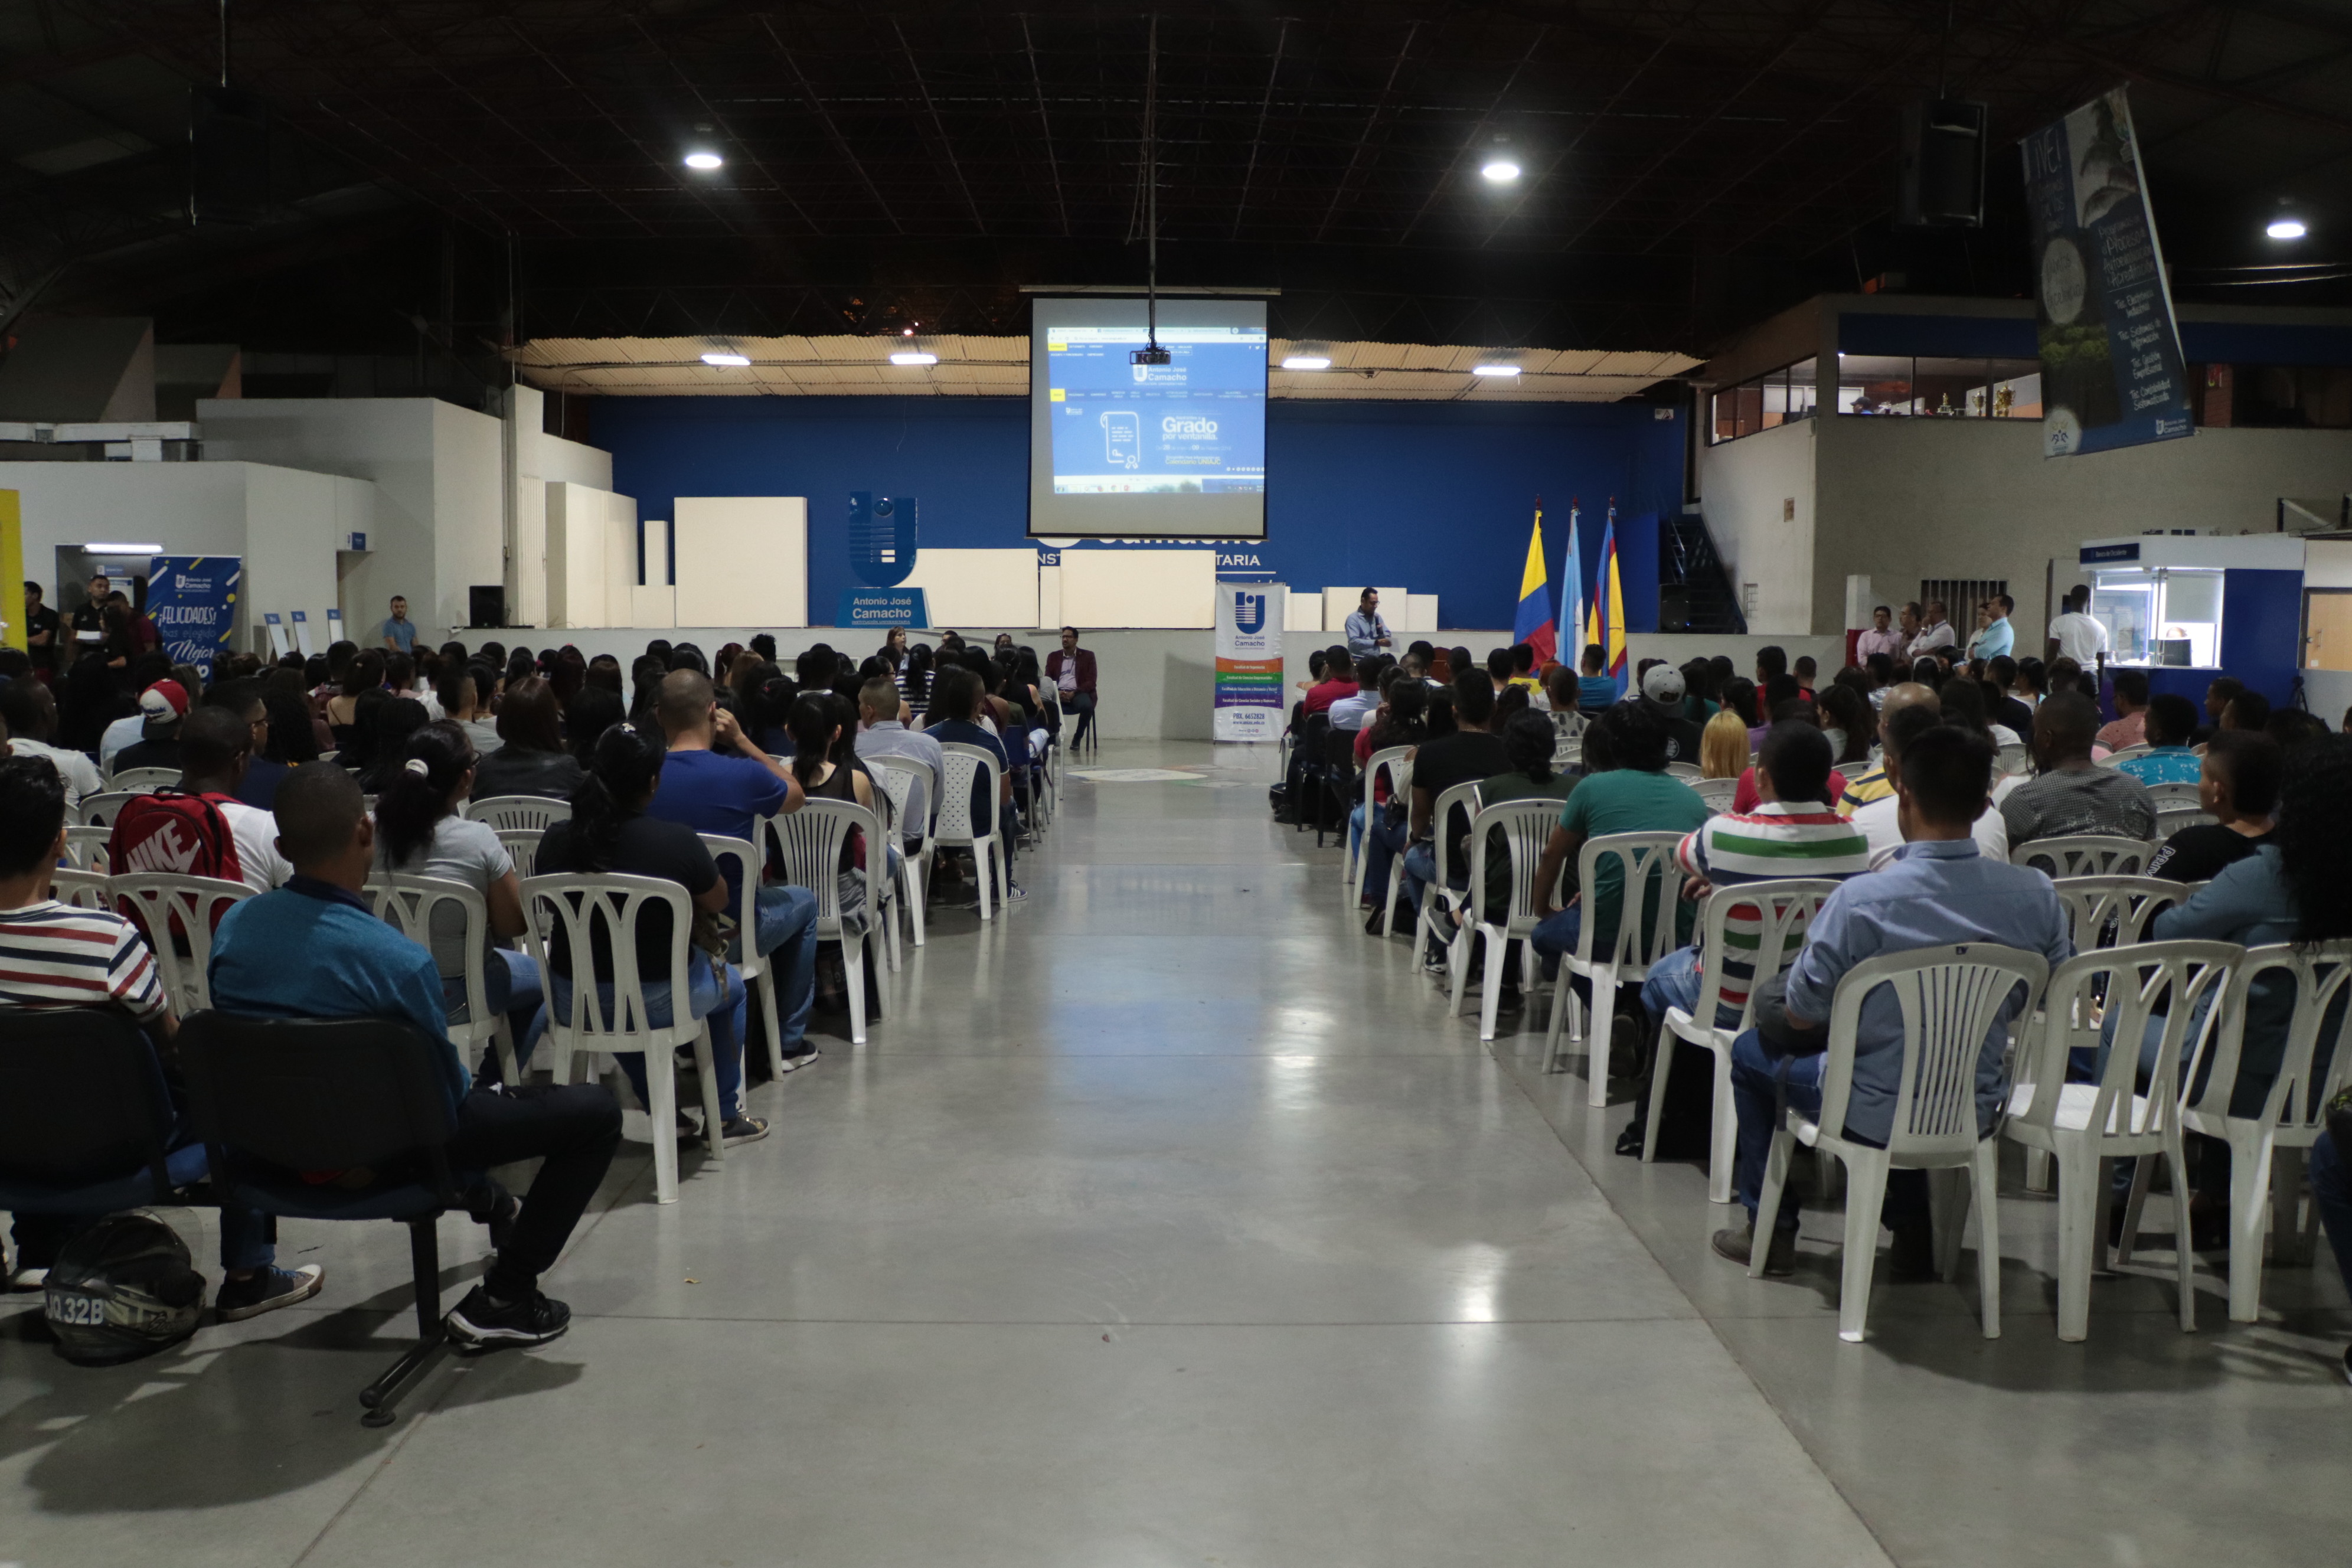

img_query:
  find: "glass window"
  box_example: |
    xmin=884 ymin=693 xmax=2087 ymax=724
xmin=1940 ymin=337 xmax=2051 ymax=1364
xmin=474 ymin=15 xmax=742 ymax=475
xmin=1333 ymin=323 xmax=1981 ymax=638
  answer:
xmin=1710 ymin=360 xmax=1818 ymax=443
xmin=1786 ymin=358 xmax=1818 ymax=420
xmin=2091 ymin=569 xmax=2155 ymax=664
xmin=2157 ymin=569 xmax=2224 ymax=668
xmin=1837 ymin=355 xmax=1914 ymax=415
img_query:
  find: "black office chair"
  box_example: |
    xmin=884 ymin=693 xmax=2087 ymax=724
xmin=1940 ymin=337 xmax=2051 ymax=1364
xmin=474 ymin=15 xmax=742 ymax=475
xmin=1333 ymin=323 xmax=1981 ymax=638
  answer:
xmin=0 ymin=1007 xmax=210 ymax=1235
xmin=177 ymin=1012 xmax=463 ymax=1427
xmin=1316 ymin=727 xmax=1359 ymax=850
xmin=1291 ymin=711 xmax=1332 ymax=834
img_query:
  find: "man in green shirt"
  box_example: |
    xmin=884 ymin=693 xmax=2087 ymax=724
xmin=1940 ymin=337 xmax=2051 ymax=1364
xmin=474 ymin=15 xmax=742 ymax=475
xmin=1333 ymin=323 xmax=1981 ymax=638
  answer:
xmin=1528 ymin=701 xmax=1711 ymax=972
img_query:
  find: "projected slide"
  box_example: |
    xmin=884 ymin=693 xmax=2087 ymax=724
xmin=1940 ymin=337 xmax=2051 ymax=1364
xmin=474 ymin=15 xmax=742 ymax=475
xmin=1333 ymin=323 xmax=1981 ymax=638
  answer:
xmin=1028 ymin=297 xmax=1268 ymax=540
xmin=1045 ymin=325 xmax=1266 ymax=495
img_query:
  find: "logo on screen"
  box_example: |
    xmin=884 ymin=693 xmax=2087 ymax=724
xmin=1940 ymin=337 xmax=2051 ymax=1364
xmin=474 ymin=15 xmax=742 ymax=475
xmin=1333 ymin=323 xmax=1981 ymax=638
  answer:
xmin=1234 ymin=593 xmax=1266 ymax=633
xmin=848 ymin=492 xmax=919 ymax=587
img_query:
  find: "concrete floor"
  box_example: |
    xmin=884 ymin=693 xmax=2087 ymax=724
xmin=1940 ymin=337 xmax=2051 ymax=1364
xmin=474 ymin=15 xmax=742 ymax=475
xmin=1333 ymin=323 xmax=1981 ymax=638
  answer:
xmin=3 ymin=739 xmax=2345 ymax=1567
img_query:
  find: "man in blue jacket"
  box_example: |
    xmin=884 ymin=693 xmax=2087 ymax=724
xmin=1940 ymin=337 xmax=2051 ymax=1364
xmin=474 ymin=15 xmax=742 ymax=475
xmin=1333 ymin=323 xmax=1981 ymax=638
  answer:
xmin=209 ymin=763 xmax=620 ymax=1348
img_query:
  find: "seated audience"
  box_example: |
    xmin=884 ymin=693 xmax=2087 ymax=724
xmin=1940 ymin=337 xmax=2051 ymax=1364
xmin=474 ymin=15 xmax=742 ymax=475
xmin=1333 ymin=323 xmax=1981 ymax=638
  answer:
xmin=208 ymin=762 xmax=622 ymax=1345
xmin=647 ymin=669 xmax=821 ymax=1067
xmin=1530 ymin=701 xmax=1711 ymax=978
xmin=198 ymin=678 xmax=280 ymax=809
xmin=1641 ymin=722 xmax=1870 ymax=1040
xmin=2146 ymin=730 xmax=2280 ymax=883
xmin=2001 ymin=692 xmax=2157 ymax=847
xmin=925 ymin=666 xmax=1022 ymax=903
xmin=1447 ymin=708 xmax=1578 ymax=997
xmin=112 ymin=678 xmax=191 ymax=776
xmin=565 ymin=684 xmax=625 ymax=767
xmin=2098 ymin=669 xmax=2150 ymax=752
xmin=1698 ymin=708 xmax=1749 ymax=779
xmin=373 ymin=723 xmax=543 ymax=1054
xmin=855 ymin=674 xmax=945 ymax=845
xmin=1641 ymin=665 xmax=1704 ymax=764
xmin=360 ymin=698 xmax=434 ymax=795
xmin=1849 ymin=707 xmax=2008 ymax=868
xmin=2221 ymin=690 xmax=2271 ymax=734
xmin=109 ymin=707 xmax=293 ymax=893
xmin=1329 ymin=655 xmax=1383 ymax=731
xmin=0 ymin=758 xmax=318 ymax=1316
xmin=1398 ymin=672 xmax=1509 ymax=955
xmin=1302 ymin=646 xmax=1357 ymax=716
xmin=437 ymin=662 xmax=502 ymax=756
xmin=1817 ymin=683 xmax=1874 ymax=766
xmin=0 ymin=677 xmax=100 ymax=808
xmin=1355 ymin=682 xmax=1431 ymax=930
xmin=1576 ymin=643 xmax=1617 ymax=712
xmin=1716 ymin=724 xmax=2070 ymax=1276
xmin=472 ymin=675 xmax=588 ymax=801
xmin=2113 ymin=694 xmax=2202 ymax=786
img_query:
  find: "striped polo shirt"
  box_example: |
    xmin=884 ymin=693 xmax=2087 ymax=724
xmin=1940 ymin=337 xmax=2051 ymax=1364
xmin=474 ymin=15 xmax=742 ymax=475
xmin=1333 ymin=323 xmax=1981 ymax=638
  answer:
xmin=0 ymin=900 xmax=168 ymax=1020
xmin=1675 ymin=803 xmax=1871 ymax=1019
xmin=1835 ymin=764 xmax=1893 ymax=818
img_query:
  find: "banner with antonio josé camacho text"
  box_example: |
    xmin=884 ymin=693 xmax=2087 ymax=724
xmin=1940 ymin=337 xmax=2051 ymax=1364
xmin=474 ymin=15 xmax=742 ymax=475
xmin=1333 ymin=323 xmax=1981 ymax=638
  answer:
xmin=1213 ymin=580 xmax=1284 ymax=742
xmin=2020 ymin=87 xmax=2193 ymax=459
xmin=146 ymin=556 xmax=241 ymax=681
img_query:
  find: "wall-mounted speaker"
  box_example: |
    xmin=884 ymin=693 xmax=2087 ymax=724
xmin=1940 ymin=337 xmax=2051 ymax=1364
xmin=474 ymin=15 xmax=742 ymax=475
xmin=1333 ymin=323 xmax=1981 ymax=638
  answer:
xmin=468 ymin=586 xmax=508 ymax=629
xmin=1896 ymin=99 xmax=1986 ymax=228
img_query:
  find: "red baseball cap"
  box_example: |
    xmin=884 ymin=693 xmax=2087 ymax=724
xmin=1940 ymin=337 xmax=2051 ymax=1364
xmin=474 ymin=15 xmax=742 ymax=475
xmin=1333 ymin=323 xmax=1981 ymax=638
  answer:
xmin=138 ymin=679 xmax=191 ymax=719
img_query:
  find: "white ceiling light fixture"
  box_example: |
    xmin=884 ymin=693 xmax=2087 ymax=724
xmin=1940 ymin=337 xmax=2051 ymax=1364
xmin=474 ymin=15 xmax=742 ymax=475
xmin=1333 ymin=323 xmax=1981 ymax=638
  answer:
xmin=84 ymin=541 xmax=163 ymax=554
xmin=1471 ymin=362 xmax=1523 ymax=377
xmin=890 ymin=351 xmax=939 ymax=365
xmin=2266 ymin=215 xmax=2308 ymax=240
xmin=1480 ymin=135 xmax=1521 ymax=184
xmin=683 ymin=150 xmax=724 ymax=171
xmin=700 ymin=351 xmax=752 ymax=367
xmin=1281 ymin=354 xmax=1332 ymax=371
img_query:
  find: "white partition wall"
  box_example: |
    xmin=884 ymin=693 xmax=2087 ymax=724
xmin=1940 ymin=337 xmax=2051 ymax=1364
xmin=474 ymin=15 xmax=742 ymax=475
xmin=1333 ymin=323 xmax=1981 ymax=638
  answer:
xmin=545 ymin=481 xmax=605 ymax=629
xmin=675 ymin=495 xmax=807 ymax=627
xmin=1322 ymin=585 xmax=1406 ymax=638
xmin=1036 ymin=563 xmax=1062 ymax=631
xmin=900 ymin=547 xmax=1040 ymax=629
xmin=1060 ymin=549 xmax=1217 ymax=628
xmin=1403 ymin=593 xmax=1440 ymax=632
xmin=603 ymin=489 xmax=637 ymax=627
xmin=1285 ymin=589 xmax=1324 ymax=632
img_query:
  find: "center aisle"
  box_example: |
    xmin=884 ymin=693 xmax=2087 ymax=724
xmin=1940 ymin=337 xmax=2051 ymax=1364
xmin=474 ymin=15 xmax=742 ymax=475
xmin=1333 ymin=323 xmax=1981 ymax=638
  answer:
xmin=147 ymin=741 xmax=1889 ymax=1567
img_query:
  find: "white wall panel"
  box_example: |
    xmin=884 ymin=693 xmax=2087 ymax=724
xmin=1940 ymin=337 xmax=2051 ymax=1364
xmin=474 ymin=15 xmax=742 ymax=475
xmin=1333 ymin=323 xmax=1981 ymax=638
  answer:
xmin=675 ymin=495 xmax=807 ymax=628
xmin=1285 ymin=589 xmax=1324 ymax=632
xmin=603 ymin=490 xmax=637 ymax=627
xmin=629 ymin=586 xmax=676 ymax=629
xmin=901 ymin=547 xmax=1040 ymax=629
xmin=1403 ymin=593 xmax=1439 ymax=632
xmin=1060 ymin=550 xmax=1216 ymax=628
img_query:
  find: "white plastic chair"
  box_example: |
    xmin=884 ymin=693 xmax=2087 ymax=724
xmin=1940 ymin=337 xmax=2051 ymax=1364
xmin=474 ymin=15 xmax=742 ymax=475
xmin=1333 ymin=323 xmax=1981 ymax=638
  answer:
xmin=494 ymin=826 xmax=546 ymax=878
xmin=2010 ymin=835 xmax=2154 ymax=879
xmin=2143 ymin=780 xmax=2201 ymax=808
xmin=860 ymin=780 xmax=905 ymax=972
xmin=1412 ymin=781 xmax=1482 ymax=997
xmin=521 ymin=873 xmax=727 ymax=1206
xmin=48 ymin=867 xmax=112 ymax=910
xmin=62 ymin=824 xmax=113 ymax=873
xmin=2126 ymin=940 xmax=2352 ymax=1323
xmin=106 ymin=766 xmax=180 ymax=795
xmin=75 ymin=791 xmax=139 ymax=829
xmin=1690 ymin=776 xmax=1739 ymax=815
xmin=2005 ymin=941 xmax=2237 ymax=1340
xmin=701 ymin=835 xmax=786 ymax=1082
xmin=1665 ymin=761 xmax=1703 ymax=780
xmin=109 ymin=872 xmax=256 ymax=1017
xmin=2154 ymin=804 xmax=2216 ymax=839
xmin=1750 ymin=943 xmax=2050 ymax=1343
xmin=465 ymin=794 xmax=573 ymax=831
xmin=863 ymin=754 xmax=935 ymax=950
xmin=935 ymin=741 xmax=1011 ymax=922
xmin=1997 ymin=743 xmax=2030 ymax=776
xmin=2102 ymin=743 xmax=2153 ymax=766
xmin=1458 ymin=798 xmax=1569 ymax=1041
xmin=1551 ymin=734 xmax=1583 ymax=772
xmin=765 ymin=799 xmax=888 ymax=1046
xmin=364 ymin=872 xmax=520 ymax=1086
xmin=2050 ymin=875 xmax=2195 ymax=955
xmin=1834 ymin=761 xmax=1871 ymax=781
xmin=1649 ymin=880 xmax=1843 ymax=1204
xmin=1545 ymin=831 xmax=1690 ymax=1107
xmin=1351 ymin=747 xmax=1413 ymax=916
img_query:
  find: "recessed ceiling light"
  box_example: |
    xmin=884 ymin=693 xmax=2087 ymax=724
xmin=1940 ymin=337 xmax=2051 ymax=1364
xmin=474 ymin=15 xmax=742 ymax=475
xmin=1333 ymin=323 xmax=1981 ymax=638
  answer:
xmin=1471 ymin=363 xmax=1522 ymax=377
xmin=1480 ymin=157 xmax=1521 ymax=183
xmin=84 ymin=541 xmax=163 ymax=554
xmin=700 ymin=351 xmax=751 ymax=367
xmin=890 ymin=352 xmax=939 ymax=366
xmin=2267 ymin=217 xmax=2307 ymax=240
xmin=683 ymin=151 xmax=723 ymax=171
xmin=1281 ymin=355 xmax=1332 ymax=371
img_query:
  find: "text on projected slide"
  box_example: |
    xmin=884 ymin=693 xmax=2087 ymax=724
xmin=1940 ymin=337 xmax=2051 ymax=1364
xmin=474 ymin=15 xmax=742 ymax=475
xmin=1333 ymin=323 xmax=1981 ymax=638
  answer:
xmin=1044 ymin=324 xmax=1266 ymax=495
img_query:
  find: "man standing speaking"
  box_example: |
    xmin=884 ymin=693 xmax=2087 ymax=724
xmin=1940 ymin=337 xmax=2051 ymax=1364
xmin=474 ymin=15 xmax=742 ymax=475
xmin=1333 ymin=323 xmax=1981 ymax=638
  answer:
xmin=1344 ymin=587 xmax=1391 ymax=659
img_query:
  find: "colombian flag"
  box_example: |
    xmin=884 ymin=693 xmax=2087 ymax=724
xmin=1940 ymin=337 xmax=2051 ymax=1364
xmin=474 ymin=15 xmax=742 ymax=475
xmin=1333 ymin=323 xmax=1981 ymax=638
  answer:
xmin=1596 ymin=507 xmax=1628 ymax=697
xmin=1510 ymin=505 xmax=1556 ymax=665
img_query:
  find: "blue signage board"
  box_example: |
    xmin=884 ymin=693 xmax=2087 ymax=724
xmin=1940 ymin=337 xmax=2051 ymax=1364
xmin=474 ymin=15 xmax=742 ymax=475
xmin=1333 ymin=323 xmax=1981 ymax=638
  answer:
xmin=2080 ymin=541 xmax=2141 ymax=564
xmin=146 ymin=555 xmax=241 ymax=680
xmin=838 ymin=588 xmax=929 ymax=629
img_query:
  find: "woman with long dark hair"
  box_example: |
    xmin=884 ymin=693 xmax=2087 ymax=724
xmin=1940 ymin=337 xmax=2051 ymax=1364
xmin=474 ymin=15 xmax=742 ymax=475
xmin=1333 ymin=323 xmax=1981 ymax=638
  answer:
xmin=787 ymin=692 xmax=884 ymax=935
xmin=473 ymin=674 xmax=587 ymax=800
xmin=327 ymin=648 xmax=384 ymax=734
xmin=1817 ymin=684 xmax=1876 ymax=766
xmin=360 ymin=697 xmax=433 ymax=793
xmin=373 ymin=721 xmax=543 ymax=1060
xmin=877 ymin=626 xmax=909 ymax=671
xmin=899 ymin=642 xmax=934 ymax=723
xmin=563 ymin=684 xmax=624 ymax=767
xmin=532 ymin=722 xmax=764 ymax=1145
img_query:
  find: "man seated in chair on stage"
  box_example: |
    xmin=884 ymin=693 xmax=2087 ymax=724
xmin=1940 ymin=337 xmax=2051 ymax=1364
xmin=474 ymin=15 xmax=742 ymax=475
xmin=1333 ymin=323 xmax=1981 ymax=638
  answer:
xmin=0 ymin=757 xmax=317 ymax=1316
xmin=207 ymin=762 xmax=622 ymax=1348
xmin=1713 ymin=723 xmax=2070 ymax=1280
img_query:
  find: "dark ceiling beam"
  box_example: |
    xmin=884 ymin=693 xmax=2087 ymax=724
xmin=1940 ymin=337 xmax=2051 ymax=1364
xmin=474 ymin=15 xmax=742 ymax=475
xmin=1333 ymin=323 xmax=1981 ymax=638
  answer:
xmin=1021 ymin=13 xmax=1071 ymax=237
xmin=1228 ymin=15 xmax=1289 ymax=242
xmin=892 ymin=17 xmax=986 ymax=234
xmin=633 ymin=12 xmax=817 ymax=234
xmin=1391 ymin=22 xmax=1547 ymax=246
xmin=760 ymin=14 xmax=903 ymax=234
xmin=1312 ymin=21 xmax=1420 ymax=244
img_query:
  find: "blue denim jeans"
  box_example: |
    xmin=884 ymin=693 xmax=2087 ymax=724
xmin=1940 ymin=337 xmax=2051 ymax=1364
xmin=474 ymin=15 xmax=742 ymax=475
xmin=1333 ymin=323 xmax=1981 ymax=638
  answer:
xmin=1359 ymin=814 xmax=1408 ymax=910
xmin=1728 ymin=1028 xmax=1928 ymax=1231
xmin=1640 ymin=944 xmax=1703 ymax=1027
xmin=1530 ymin=905 xmax=1583 ymax=981
xmin=550 ymin=960 xmax=749 ymax=1121
xmin=755 ymin=883 xmax=819 ymax=1054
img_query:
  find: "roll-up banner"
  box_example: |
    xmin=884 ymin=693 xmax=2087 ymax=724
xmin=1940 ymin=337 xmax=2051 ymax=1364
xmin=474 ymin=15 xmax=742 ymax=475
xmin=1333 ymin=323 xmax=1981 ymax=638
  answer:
xmin=146 ymin=556 xmax=241 ymax=680
xmin=1213 ymin=580 xmax=1283 ymax=742
xmin=2020 ymin=86 xmax=2194 ymax=459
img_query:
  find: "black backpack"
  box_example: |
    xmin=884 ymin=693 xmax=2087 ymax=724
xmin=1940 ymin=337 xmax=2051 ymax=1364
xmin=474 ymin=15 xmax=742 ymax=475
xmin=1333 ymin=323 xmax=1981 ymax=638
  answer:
xmin=44 ymin=1213 xmax=205 ymax=1366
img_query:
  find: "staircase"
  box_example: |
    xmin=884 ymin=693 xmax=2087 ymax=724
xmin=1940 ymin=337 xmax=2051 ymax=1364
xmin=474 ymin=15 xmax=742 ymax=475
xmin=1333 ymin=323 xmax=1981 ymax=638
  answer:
xmin=1658 ymin=513 xmax=1747 ymax=635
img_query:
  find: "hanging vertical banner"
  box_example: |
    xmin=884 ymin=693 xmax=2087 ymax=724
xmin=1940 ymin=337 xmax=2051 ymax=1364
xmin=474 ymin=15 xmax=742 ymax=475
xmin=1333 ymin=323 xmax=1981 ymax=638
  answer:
xmin=1213 ymin=579 xmax=1285 ymax=741
xmin=0 ymin=490 xmax=22 ymax=654
xmin=2020 ymin=87 xmax=2193 ymax=458
xmin=145 ymin=556 xmax=241 ymax=680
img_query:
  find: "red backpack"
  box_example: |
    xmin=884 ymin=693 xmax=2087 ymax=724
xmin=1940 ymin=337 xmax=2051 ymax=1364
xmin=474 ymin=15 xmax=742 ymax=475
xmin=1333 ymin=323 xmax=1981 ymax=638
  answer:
xmin=108 ymin=790 xmax=247 ymax=936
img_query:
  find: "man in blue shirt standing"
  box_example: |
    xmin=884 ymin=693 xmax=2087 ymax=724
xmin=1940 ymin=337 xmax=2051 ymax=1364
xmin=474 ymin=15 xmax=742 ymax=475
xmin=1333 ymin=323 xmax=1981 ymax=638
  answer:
xmin=378 ymin=594 xmax=419 ymax=654
xmin=648 ymin=670 xmax=822 ymax=1069
xmin=208 ymin=763 xmax=621 ymax=1347
xmin=1342 ymin=587 xmax=1390 ymax=660
xmin=1713 ymin=722 xmax=2070 ymax=1278
xmin=1969 ymin=593 xmax=2015 ymax=661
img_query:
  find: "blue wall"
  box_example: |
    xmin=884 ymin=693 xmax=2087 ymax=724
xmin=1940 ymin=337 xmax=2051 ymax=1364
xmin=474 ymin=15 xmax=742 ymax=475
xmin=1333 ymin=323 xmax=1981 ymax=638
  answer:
xmin=590 ymin=396 xmax=1685 ymax=630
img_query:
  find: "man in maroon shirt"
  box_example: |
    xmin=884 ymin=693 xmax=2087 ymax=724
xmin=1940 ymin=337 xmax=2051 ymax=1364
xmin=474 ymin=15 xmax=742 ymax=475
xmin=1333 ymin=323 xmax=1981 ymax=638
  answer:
xmin=1302 ymin=643 xmax=1358 ymax=716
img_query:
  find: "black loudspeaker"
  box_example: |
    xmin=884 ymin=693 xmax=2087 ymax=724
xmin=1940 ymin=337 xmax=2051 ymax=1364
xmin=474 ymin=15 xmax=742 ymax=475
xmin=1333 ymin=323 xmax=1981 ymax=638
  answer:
xmin=1896 ymin=99 xmax=1986 ymax=228
xmin=191 ymin=87 xmax=270 ymax=226
xmin=468 ymin=586 xmax=507 ymax=629
xmin=1657 ymin=584 xmax=1693 ymax=635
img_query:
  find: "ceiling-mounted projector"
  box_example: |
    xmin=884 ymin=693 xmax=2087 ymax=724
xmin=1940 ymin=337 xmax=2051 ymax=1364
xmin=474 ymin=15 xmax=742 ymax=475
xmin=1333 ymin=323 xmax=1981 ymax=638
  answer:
xmin=1130 ymin=344 xmax=1172 ymax=366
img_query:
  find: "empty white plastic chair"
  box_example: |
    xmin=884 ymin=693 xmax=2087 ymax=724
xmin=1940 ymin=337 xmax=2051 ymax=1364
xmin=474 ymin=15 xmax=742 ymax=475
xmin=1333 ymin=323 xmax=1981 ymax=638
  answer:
xmin=2011 ymin=835 xmax=2154 ymax=879
xmin=465 ymin=795 xmax=573 ymax=831
xmin=75 ymin=791 xmax=139 ymax=829
xmin=1649 ymin=879 xmax=1843 ymax=1204
xmin=1750 ymin=942 xmax=2050 ymax=1343
xmin=765 ymin=799 xmax=888 ymax=1046
xmin=2126 ymin=940 xmax=2352 ymax=1323
xmin=2006 ymin=940 xmax=2237 ymax=1340
xmin=494 ymin=826 xmax=545 ymax=879
xmin=1351 ymin=747 xmax=1413 ymax=917
xmin=1458 ymin=798 xmax=1569 ymax=1041
xmin=364 ymin=872 xmax=521 ymax=1087
xmin=1412 ymin=780 xmax=1483 ymax=998
xmin=1690 ymin=776 xmax=1739 ymax=816
xmin=2050 ymin=875 xmax=2195 ymax=955
xmin=109 ymin=872 xmax=256 ymax=1017
xmin=521 ymin=873 xmax=727 ymax=1206
xmin=863 ymin=754 xmax=935 ymax=950
xmin=935 ymin=741 xmax=1012 ymax=922
xmin=700 ymin=835 xmax=787 ymax=1081
xmin=1545 ymin=831 xmax=1690 ymax=1108
xmin=106 ymin=766 xmax=180 ymax=795
xmin=48 ymin=867 xmax=111 ymax=911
